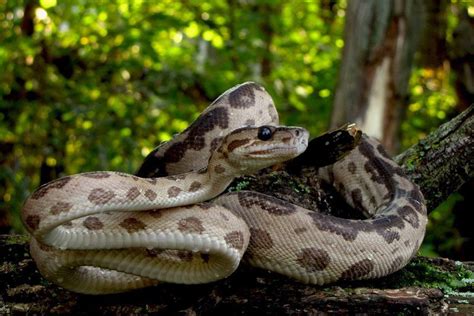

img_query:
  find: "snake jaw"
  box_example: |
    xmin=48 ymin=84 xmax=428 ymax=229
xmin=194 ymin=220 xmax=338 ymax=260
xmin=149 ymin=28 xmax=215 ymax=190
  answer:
xmin=246 ymin=146 xmax=303 ymax=159
xmin=221 ymin=126 xmax=309 ymax=174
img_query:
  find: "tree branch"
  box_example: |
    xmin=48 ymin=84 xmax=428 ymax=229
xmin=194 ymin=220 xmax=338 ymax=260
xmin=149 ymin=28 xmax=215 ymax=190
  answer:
xmin=395 ymin=104 xmax=474 ymax=211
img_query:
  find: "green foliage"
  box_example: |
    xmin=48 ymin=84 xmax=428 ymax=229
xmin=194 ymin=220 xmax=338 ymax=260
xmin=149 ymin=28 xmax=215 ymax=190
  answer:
xmin=420 ymin=194 xmax=465 ymax=258
xmin=402 ymin=68 xmax=458 ymax=149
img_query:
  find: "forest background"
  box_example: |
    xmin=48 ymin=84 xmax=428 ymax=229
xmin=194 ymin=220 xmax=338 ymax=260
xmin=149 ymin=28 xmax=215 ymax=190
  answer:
xmin=0 ymin=0 xmax=473 ymax=260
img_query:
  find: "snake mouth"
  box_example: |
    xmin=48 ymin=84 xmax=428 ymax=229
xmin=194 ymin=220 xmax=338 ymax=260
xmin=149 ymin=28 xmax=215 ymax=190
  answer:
xmin=247 ymin=146 xmax=301 ymax=158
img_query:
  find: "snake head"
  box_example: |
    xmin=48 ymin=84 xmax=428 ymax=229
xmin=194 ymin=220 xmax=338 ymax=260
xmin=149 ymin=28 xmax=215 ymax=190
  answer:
xmin=213 ymin=125 xmax=309 ymax=175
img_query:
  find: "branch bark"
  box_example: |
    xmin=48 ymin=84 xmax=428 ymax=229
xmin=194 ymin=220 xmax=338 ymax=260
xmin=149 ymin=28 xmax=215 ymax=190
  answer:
xmin=395 ymin=104 xmax=474 ymax=211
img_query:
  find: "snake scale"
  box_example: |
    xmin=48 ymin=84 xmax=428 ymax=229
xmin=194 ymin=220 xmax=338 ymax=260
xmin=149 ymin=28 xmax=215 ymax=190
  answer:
xmin=21 ymin=82 xmax=427 ymax=294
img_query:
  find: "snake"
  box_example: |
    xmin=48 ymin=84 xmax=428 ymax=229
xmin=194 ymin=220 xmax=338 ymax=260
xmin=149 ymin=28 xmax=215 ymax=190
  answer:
xmin=21 ymin=82 xmax=427 ymax=294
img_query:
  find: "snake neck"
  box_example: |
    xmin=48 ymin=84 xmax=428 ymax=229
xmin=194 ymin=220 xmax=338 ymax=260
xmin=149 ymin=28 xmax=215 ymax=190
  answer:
xmin=163 ymin=169 xmax=235 ymax=207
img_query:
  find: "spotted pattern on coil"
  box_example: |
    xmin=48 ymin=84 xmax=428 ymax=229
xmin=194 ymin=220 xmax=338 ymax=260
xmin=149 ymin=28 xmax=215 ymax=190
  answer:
xmin=119 ymin=217 xmax=147 ymax=233
xmin=308 ymin=210 xmax=404 ymax=243
xmin=145 ymin=189 xmax=157 ymax=201
xmin=82 ymin=172 xmax=111 ymax=179
xmin=237 ymin=191 xmax=296 ymax=216
xmin=30 ymin=176 xmax=72 ymax=200
xmin=49 ymin=202 xmax=72 ymax=215
xmin=25 ymin=215 xmax=41 ymax=231
xmin=178 ymin=217 xmax=205 ymax=234
xmin=126 ymin=187 xmax=140 ymax=201
xmin=339 ymin=259 xmax=374 ymax=281
xmin=224 ymin=231 xmax=245 ymax=250
xmin=163 ymin=107 xmax=230 ymax=164
xmin=248 ymin=227 xmax=274 ymax=251
xmin=88 ymin=188 xmax=116 ymax=205
xmin=167 ymin=186 xmax=182 ymax=198
xmin=296 ymin=248 xmax=330 ymax=272
xmin=83 ymin=216 xmax=104 ymax=230
xmin=228 ymin=83 xmax=257 ymax=108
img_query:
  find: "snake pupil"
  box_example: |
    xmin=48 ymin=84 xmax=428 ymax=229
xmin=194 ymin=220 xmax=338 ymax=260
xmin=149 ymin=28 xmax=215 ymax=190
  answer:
xmin=257 ymin=126 xmax=273 ymax=141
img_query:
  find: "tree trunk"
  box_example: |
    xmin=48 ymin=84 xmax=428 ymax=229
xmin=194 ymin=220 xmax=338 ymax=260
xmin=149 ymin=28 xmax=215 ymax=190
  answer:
xmin=331 ymin=0 xmax=423 ymax=153
xmin=418 ymin=0 xmax=448 ymax=69
xmin=449 ymin=8 xmax=474 ymax=111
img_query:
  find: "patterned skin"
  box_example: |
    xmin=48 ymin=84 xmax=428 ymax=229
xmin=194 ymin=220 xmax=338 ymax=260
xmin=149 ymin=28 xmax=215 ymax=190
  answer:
xmin=21 ymin=82 xmax=426 ymax=294
xmin=214 ymin=135 xmax=426 ymax=284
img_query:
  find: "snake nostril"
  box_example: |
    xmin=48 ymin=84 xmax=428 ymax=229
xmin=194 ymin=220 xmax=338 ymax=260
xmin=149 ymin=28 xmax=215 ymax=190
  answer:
xmin=295 ymin=130 xmax=300 ymax=137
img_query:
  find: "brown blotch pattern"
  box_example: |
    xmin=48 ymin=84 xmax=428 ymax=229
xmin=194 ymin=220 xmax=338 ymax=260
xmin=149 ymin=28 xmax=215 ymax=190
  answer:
xmin=178 ymin=216 xmax=205 ymax=234
xmin=249 ymin=227 xmax=274 ymax=250
xmin=227 ymin=138 xmax=251 ymax=152
xmin=161 ymin=107 xmax=229 ymax=166
xmin=224 ymin=231 xmax=245 ymax=250
xmin=398 ymin=205 xmax=420 ymax=228
xmin=351 ymin=189 xmax=364 ymax=211
xmin=82 ymin=172 xmax=111 ymax=179
xmin=145 ymin=189 xmax=157 ymax=201
xmin=83 ymin=216 xmax=104 ymax=230
xmin=126 ymin=187 xmax=141 ymax=201
xmin=167 ymin=186 xmax=182 ymax=198
xmin=359 ymin=137 xmax=408 ymax=199
xmin=296 ymin=247 xmax=330 ymax=272
xmin=339 ymin=259 xmax=374 ymax=281
xmin=294 ymin=227 xmax=307 ymax=234
xmin=308 ymin=211 xmax=404 ymax=243
xmin=189 ymin=181 xmax=202 ymax=192
xmin=166 ymin=174 xmax=187 ymax=181
xmin=49 ymin=201 xmax=73 ymax=215
xmin=119 ymin=217 xmax=147 ymax=233
xmin=214 ymin=164 xmax=226 ymax=174
xmin=347 ymin=162 xmax=357 ymax=174
xmin=245 ymin=119 xmax=255 ymax=126
xmin=25 ymin=215 xmax=41 ymax=231
xmin=238 ymin=192 xmax=296 ymax=216
xmin=228 ymin=83 xmax=256 ymax=108
xmin=30 ymin=176 xmax=72 ymax=200
xmin=268 ymin=103 xmax=278 ymax=122
xmin=210 ymin=137 xmax=224 ymax=154
xmin=88 ymin=188 xmax=116 ymax=205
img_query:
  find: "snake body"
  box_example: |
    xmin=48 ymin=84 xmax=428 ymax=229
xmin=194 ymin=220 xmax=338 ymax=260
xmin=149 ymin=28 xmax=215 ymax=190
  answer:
xmin=21 ymin=82 xmax=427 ymax=294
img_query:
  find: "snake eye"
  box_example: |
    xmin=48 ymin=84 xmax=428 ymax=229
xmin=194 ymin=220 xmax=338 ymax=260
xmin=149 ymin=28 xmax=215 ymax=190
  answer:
xmin=257 ymin=126 xmax=273 ymax=141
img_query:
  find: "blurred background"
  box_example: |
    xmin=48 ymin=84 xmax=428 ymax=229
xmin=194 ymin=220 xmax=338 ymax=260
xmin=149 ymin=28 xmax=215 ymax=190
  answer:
xmin=0 ymin=1 xmax=472 ymax=259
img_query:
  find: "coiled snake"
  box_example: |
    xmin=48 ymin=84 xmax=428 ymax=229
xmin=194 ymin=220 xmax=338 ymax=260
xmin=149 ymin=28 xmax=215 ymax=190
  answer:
xmin=21 ymin=82 xmax=427 ymax=294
